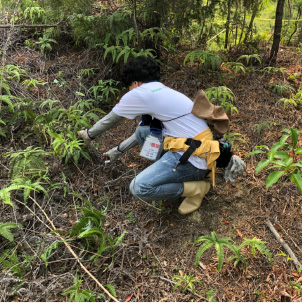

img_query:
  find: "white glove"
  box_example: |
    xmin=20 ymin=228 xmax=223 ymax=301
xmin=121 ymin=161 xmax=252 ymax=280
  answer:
xmin=224 ymin=155 xmax=247 ymax=182
xmin=103 ymin=146 xmax=122 ymax=163
xmin=77 ymin=129 xmax=93 ymax=145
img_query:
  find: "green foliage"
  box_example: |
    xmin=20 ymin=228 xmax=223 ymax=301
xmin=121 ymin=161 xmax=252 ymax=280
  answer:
xmin=104 ymin=44 xmax=155 ymax=63
xmin=205 ymin=86 xmax=238 ymax=115
xmin=237 ymin=54 xmax=262 ymax=66
xmin=88 ymin=80 xmax=120 ymax=104
xmin=62 ymin=273 xmax=114 ymax=301
xmin=22 ymin=78 xmax=47 ymax=90
xmin=3 ymin=64 xmax=28 ymax=82
xmin=277 ymin=87 xmax=302 ymax=108
xmin=262 ymin=66 xmax=285 ymax=75
xmin=195 ymin=232 xmax=273 ymax=272
xmin=0 ymin=249 xmax=31 ymax=278
xmin=48 ymin=128 xmax=90 ymax=165
xmin=40 ymin=240 xmax=60 ymax=267
xmin=221 ymin=62 xmax=246 ymax=75
xmin=23 ymin=6 xmax=45 ymax=23
xmin=269 ymin=83 xmax=295 ymax=96
xmin=172 ymin=274 xmax=202 ymax=294
xmin=0 ymin=222 xmax=22 ymax=242
xmin=4 ymin=146 xmax=51 ymax=179
xmin=249 ymin=128 xmax=302 ymax=192
xmin=0 ymin=179 xmax=35 ymax=206
xmin=195 ymin=231 xmax=233 ymax=272
xmin=69 ymin=201 xmax=126 ymax=261
xmin=252 ymin=121 xmax=279 ymax=135
xmin=184 ymin=50 xmax=222 ymax=71
xmin=223 ymin=132 xmax=248 ymax=148
xmin=35 ymin=36 xmax=57 ymax=54
xmin=287 ymin=73 xmax=301 ymax=81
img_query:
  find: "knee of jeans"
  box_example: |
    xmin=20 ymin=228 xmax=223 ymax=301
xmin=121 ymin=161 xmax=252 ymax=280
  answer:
xmin=129 ymin=177 xmax=154 ymax=201
xmin=135 ymin=126 xmax=149 ymax=146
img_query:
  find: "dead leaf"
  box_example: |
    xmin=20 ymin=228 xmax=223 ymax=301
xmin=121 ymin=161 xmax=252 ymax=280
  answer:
xmin=179 ymin=269 xmax=184 ymax=276
xmin=280 ymin=290 xmax=291 ymax=298
xmin=221 ymin=221 xmax=230 ymax=225
xmin=125 ymin=293 xmax=133 ymax=302
xmin=236 ymin=229 xmax=243 ymax=237
xmin=199 ymin=261 xmax=207 ymax=270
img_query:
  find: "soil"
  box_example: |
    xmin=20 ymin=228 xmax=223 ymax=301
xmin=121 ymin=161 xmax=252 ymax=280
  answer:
xmin=0 ymin=38 xmax=302 ymax=302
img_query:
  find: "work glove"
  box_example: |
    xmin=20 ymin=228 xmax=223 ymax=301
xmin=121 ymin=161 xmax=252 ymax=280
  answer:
xmin=77 ymin=129 xmax=94 ymax=145
xmin=103 ymin=146 xmax=122 ymax=163
xmin=224 ymin=155 xmax=247 ymax=182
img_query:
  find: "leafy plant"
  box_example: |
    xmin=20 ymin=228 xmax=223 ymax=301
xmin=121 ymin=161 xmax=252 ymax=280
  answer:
xmin=262 ymin=66 xmax=285 ymax=75
xmin=249 ymin=128 xmax=302 ymax=192
xmin=252 ymin=121 xmax=279 ymax=136
xmin=62 ymin=273 xmax=105 ymax=302
xmin=184 ymin=50 xmax=222 ymax=71
xmin=0 ymin=249 xmax=27 ymax=278
xmin=23 ymin=6 xmax=45 ymax=23
xmin=237 ymin=54 xmax=262 ymax=66
xmin=223 ymin=132 xmax=248 ymax=148
xmin=172 ymin=274 xmax=202 ymax=294
xmin=104 ymin=44 xmax=155 ymax=63
xmin=35 ymin=37 xmax=57 ymax=54
xmin=205 ymin=86 xmax=238 ymax=115
xmin=287 ymin=72 xmax=301 ymax=81
xmin=277 ymin=87 xmax=302 ymax=108
xmin=0 ymin=222 xmax=22 ymax=242
xmin=88 ymin=79 xmax=120 ymax=104
xmin=69 ymin=202 xmax=126 ymax=261
xmin=3 ymin=64 xmax=28 ymax=82
xmin=269 ymin=83 xmax=295 ymax=96
xmin=221 ymin=62 xmax=246 ymax=75
xmin=22 ymin=78 xmax=47 ymax=90
xmin=48 ymin=128 xmax=90 ymax=165
xmin=4 ymin=146 xmax=51 ymax=179
xmin=195 ymin=231 xmax=233 ymax=272
xmin=227 ymin=238 xmax=272 ymax=267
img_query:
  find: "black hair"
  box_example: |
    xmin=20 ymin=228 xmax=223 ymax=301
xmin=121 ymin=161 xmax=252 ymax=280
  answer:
xmin=121 ymin=56 xmax=160 ymax=86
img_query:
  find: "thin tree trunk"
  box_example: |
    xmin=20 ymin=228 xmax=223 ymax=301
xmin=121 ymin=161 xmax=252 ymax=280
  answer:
xmin=243 ymin=1 xmax=260 ymax=44
xmin=287 ymin=7 xmax=301 ymax=45
xmin=239 ymin=9 xmax=246 ymax=44
xmin=270 ymin=0 xmax=286 ymax=63
xmin=224 ymin=0 xmax=232 ymax=49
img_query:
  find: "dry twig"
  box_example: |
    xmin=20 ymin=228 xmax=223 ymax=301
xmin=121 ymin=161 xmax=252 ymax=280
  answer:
xmin=29 ymin=195 xmax=119 ymax=302
xmin=266 ymin=220 xmax=302 ymax=270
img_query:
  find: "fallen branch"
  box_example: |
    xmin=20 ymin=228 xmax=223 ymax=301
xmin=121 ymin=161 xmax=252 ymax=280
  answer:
xmin=29 ymin=195 xmax=119 ymax=302
xmin=266 ymin=220 xmax=302 ymax=270
xmin=0 ymin=21 xmax=62 ymax=29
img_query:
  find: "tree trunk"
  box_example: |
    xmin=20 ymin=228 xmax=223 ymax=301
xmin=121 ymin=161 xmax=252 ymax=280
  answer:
xmin=243 ymin=1 xmax=260 ymax=44
xmin=270 ymin=0 xmax=286 ymax=63
xmin=224 ymin=0 xmax=232 ymax=49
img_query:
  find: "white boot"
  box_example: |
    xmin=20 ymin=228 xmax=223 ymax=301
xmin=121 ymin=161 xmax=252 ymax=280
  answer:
xmin=178 ymin=181 xmax=210 ymax=215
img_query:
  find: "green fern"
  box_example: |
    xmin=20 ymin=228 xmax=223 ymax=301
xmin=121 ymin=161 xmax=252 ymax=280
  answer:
xmin=4 ymin=146 xmax=51 ymax=179
xmin=184 ymin=50 xmax=222 ymax=71
xmin=262 ymin=66 xmax=285 ymax=75
xmin=172 ymin=274 xmax=202 ymax=294
xmin=223 ymin=132 xmax=248 ymax=148
xmin=269 ymin=83 xmax=295 ymax=96
xmin=276 ymin=88 xmax=302 ymax=108
xmin=0 ymin=222 xmax=22 ymax=242
xmin=62 ymin=273 xmax=106 ymax=302
xmin=221 ymin=62 xmax=246 ymax=75
xmin=240 ymin=237 xmax=273 ymax=262
xmin=195 ymin=231 xmax=233 ymax=272
xmin=237 ymin=54 xmax=262 ymax=66
xmin=252 ymin=121 xmax=279 ymax=135
xmin=205 ymin=86 xmax=238 ymax=115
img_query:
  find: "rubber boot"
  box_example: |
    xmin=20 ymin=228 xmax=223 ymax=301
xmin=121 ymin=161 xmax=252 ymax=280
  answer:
xmin=178 ymin=181 xmax=210 ymax=215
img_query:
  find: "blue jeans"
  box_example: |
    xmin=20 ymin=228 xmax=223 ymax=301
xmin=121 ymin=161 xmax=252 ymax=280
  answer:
xmin=129 ymin=126 xmax=208 ymax=202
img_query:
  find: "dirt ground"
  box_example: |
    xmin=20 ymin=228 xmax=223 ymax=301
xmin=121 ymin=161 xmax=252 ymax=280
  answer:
xmin=0 ymin=38 xmax=302 ymax=302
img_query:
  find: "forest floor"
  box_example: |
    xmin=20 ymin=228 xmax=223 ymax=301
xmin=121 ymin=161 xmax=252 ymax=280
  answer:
xmin=0 ymin=37 xmax=302 ymax=302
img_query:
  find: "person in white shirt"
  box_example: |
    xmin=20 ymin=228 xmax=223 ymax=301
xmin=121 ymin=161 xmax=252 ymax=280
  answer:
xmin=78 ymin=56 xmax=211 ymax=214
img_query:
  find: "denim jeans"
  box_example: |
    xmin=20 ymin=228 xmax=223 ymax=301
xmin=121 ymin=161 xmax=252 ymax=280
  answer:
xmin=129 ymin=126 xmax=208 ymax=202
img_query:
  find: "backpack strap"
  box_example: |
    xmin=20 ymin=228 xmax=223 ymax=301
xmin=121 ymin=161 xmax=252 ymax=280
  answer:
xmin=173 ymin=138 xmax=201 ymax=171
